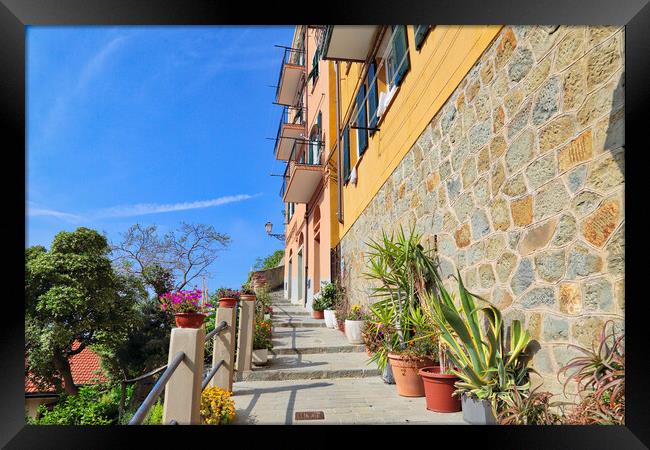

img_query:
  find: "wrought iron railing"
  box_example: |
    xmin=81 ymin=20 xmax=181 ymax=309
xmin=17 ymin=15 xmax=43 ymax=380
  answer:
xmin=274 ymin=46 xmax=305 ymax=103
xmin=273 ymin=105 xmax=305 ymax=158
xmin=126 ymin=320 xmax=229 ymax=425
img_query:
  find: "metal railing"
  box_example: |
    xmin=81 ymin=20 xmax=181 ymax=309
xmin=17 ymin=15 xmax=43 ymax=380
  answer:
xmin=128 ymin=351 xmax=185 ymax=425
xmin=126 ymin=320 xmax=229 ymax=425
xmin=273 ymin=105 xmax=306 ymax=158
xmin=274 ymin=46 xmax=305 ymax=103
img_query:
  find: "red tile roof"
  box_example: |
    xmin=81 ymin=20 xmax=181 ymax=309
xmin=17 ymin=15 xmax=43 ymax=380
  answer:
xmin=25 ymin=342 xmax=108 ymax=394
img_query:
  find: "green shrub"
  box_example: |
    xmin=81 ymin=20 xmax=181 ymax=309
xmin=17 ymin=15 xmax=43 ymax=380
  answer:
xmin=31 ymin=384 xmax=123 ymax=425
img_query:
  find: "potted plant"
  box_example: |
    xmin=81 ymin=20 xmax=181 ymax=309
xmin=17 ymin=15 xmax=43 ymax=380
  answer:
xmin=418 ymin=340 xmax=462 ymax=413
xmin=216 ymin=287 xmax=240 ymax=308
xmin=311 ymin=293 xmax=326 ymax=319
xmin=344 ymin=304 xmax=366 ymax=344
xmin=386 ymin=306 xmax=437 ymax=397
xmin=252 ymin=318 xmax=273 ymax=366
xmin=160 ymin=289 xmax=212 ymax=328
xmin=264 ymin=306 xmax=273 ymax=321
xmin=424 ymin=271 xmax=533 ymax=424
xmin=319 ymin=282 xmax=341 ymax=329
xmin=240 ymin=283 xmax=256 ymax=302
xmin=363 ymin=226 xmax=441 ymax=396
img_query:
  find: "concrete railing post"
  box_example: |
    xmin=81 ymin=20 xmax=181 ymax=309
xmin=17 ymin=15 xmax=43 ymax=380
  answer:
xmin=162 ymin=327 xmax=205 ymax=425
xmin=211 ymin=305 xmax=237 ymax=391
xmin=235 ymin=296 xmax=256 ymax=381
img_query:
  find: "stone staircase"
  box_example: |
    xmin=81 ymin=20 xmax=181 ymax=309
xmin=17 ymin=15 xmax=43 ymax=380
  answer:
xmin=242 ymin=291 xmax=379 ymax=382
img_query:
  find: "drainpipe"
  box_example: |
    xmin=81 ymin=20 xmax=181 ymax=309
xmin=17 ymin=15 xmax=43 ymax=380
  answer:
xmin=304 ymin=25 xmax=309 ymax=308
xmin=335 ymin=60 xmax=343 ymax=224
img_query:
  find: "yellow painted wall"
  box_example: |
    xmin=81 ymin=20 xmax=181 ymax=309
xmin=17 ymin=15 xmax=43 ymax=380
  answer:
xmin=332 ymin=25 xmax=502 ymax=246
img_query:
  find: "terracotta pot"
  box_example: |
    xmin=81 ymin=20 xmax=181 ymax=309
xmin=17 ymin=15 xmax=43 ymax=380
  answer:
xmin=219 ymin=298 xmax=237 ymax=308
xmin=174 ymin=312 xmax=206 ymax=329
xmin=312 ymin=310 xmax=325 ymax=319
xmin=388 ymin=353 xmax=434 ymax=397
xmin=240 ymin=294 xmax=256 ymax=302
xmin=419 ymin=366 xmax=461 ymax=412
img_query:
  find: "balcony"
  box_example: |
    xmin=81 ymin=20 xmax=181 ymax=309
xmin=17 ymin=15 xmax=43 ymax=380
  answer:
xmin=275 ymin=47 xmax=306 ymax=106
xmin=274 ymin=105 xmax=306 ymax=161
xmin=321 ymin=25 xmax=380 ymax=62
xmin=280 ymin=142 xmax=323 ymax=204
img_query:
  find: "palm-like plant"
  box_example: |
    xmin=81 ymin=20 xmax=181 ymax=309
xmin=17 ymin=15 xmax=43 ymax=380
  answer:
xmin=363 ymin=226 xmax=441 ymax=370
xmin=422 ymin=270 xmax=533 ymax=409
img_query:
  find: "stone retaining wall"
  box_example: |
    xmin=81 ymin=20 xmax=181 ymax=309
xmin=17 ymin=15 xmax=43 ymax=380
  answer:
xmin=339 ymin=25 xmax=624 ymax=391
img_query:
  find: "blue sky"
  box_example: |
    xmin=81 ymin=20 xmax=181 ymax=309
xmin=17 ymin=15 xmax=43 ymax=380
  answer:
xmin=27 ymin=26 xmax=293 ymax=291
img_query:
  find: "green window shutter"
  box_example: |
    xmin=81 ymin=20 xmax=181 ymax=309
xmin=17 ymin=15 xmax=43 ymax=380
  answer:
xmin=316 ymin=112 xmax=322 ymax=162
xmin=309 ymin=48 xmax=320 ymax=81
xmin=343 ymin=126 xmax=350 ymax=182
xmin=391 ymin=25 xmax=409 ymax=86
xmin=356 ymin=85 xmax=368 ymax=154
xmin=367 ymin=63 xmax=378 ymax=135
xmin=414 ymin=25 xmax=431 ymax=50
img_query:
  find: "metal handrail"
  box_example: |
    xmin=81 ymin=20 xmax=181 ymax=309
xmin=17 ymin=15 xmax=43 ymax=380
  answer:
xmin=201 ymin=359 xmax=225 ymax=391
xmin=205 ymin=320 xmax=228 ymax=341
xmin=128 ymin=351 xmax=185 ymax=425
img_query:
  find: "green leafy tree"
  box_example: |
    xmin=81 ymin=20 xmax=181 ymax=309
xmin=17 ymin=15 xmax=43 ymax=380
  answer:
xmin=25 ymin=227 xmax=145 ymax=395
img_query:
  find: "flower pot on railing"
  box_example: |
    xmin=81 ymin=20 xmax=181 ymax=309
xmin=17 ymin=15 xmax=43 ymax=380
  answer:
xmin=252 ymin=349 xmax=269 ymax=366
xmin=388 ymin=353 xmax=434 ymax=397
xmin=418 ymin=366 xmax=461 ymax=413
xmin=240 ymin=294 xmax=256 ymax=302
xmin=173 ymin=312 xmax=206 ymax=329
xmin=323 ymin=309 xmax=337 ymax=328
xmin=219 ymin=298 xmax=237 ymax=308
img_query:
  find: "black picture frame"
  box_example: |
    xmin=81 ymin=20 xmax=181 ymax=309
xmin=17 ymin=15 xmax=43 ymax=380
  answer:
xmin=2 ymin=0 xmax=647 ymax=447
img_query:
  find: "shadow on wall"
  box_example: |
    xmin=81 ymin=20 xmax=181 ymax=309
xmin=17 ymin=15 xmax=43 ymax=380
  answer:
xmin=252 ymin=265 xmax=284 ymax=291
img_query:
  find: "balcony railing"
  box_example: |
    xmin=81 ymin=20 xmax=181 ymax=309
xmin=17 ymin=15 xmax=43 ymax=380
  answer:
xmin=273 ymin=105 xmax=306 ymax=161
xmin=280 ymin=140 xmax=324 ymax=204
xmin=275 ymin=47 xmax=306 ymax=106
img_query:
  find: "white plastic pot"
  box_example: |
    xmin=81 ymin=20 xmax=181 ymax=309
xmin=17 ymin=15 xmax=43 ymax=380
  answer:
xmin=324 ymin=309 xmax=337 ymax=329
xmin=252 ymin=349 xmax=269 ymax=366
xmin=344 ymin=319 xmax=364 ymax=344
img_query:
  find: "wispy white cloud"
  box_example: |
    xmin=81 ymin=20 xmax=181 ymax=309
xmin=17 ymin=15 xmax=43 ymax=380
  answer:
xmin=27 ymin=193 xmax=261 ymax=222
xmin=93 ymin=193 xmax=261 ymax=218
xmin=27 ymin=207 xmax=83 ymax=222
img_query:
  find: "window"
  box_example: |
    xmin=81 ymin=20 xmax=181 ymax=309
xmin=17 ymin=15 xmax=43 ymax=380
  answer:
xmin=308 ymin=47 xmax=320 ymax=83
xmin=342 ymin=126 xmax=350 ymax=182
xmin=414 ymin=25 xmax=431 ymax=50
xmin=355 ymin=85 xmax=368 ymax=155
xmin=316 ymin=111 xmax=322 ymax=163
xmin=386 ymin=25 xmax=410 ymax=88
xmin=287 ymin=202 xmax=295 ymax=222
xmin=367 ymin=63 xmax=378 ymax=135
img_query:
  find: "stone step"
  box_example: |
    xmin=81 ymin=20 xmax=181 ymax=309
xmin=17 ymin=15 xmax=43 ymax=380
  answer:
xmin=272 ymin=310 xmax=311 ymax=317
xmin=271 ymin=326 xmax=364 ymax=355
xmin=242 ymin=352 xmax=380 ymax=381
xmin=271 ymin=345 xmax=365 ymax=355
xmin=273 ymin=321 xmax=327 ymax=328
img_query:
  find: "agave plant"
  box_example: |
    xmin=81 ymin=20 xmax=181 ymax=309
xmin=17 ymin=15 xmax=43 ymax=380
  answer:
xmin=496 ymin=385 xmax=564 ymax=425
xmin=422 ymin=270 xmax=533 ymax=408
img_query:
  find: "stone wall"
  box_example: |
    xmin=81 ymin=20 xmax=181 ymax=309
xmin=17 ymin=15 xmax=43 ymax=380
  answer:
xmin=339 ymin=25 xmax=624 ymax=391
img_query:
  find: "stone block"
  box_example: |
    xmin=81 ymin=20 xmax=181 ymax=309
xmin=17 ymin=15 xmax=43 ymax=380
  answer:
xmin=586 ymin=35 xmax=622 ymax=90
xmin=542 ymin=315 xmax=569 ymax=341
xmin=551 ymin=213 xmax=578 ymax=246
xmin=519 ymin=218 xmax=558 ymax=256
xmin=526 ymin=153 xmax=556 ymax=190
xmin=496 ymin=251 xmax=518 ymax=282
xmin=586 ymin=149 xmax=624 ymax=193
xmin=505 ymin=128 xmax=535 ymax=175
xmin=534 ymin=249 xmax=566 ymax=282
xmin=532 ymin=77 xmax=560 ymax=126
xmin=566 ymin=243 xmax=603 ymax=279
xmin=519 ymin=287 xmax=555 ymax=309
xmin=503 ymin=173 xmax=528 ymax=198
xmin=534 ymin=179 xmax=569 ymax=221
xmin=558 ymin=130 xmax=593 ymax=173
xmin=508 ymin=47 xmax=534 ymax=82
xmin=584 ymin=277 xmax=614 ymax=312
xmin=511 ymin=195 xmax=533 ymax=227
xmin=510 ymin=257 xmax=535 ymax=295
xmin=539 ymin=115 xmax=576 ymax=154
xmin=581 ymin=198 xmax=620 ymax=247
xmin=559 ymin=282 xmax=582 ymax=314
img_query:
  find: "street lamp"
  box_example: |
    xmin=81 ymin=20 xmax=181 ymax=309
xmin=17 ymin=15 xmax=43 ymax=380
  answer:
xmin=265 ymin=221 xmax=285 ymax=241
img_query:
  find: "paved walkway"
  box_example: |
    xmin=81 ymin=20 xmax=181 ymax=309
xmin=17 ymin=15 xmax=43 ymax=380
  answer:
xmin=231 ymin=291 xmax=466 ymax=425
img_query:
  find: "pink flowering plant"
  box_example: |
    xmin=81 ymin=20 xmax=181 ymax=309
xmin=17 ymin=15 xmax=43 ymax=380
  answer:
xmin=160 ymin=289 xmax=212 ymax=314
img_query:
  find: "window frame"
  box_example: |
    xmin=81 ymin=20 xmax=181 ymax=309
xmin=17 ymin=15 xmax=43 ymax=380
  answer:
xmin=342 ymin=126 xmax=351 ymax=184
xmin=355 ymin=84 xmax=368 ymax=156
xmin=413 ymin=25 xmax=432 ymax=51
